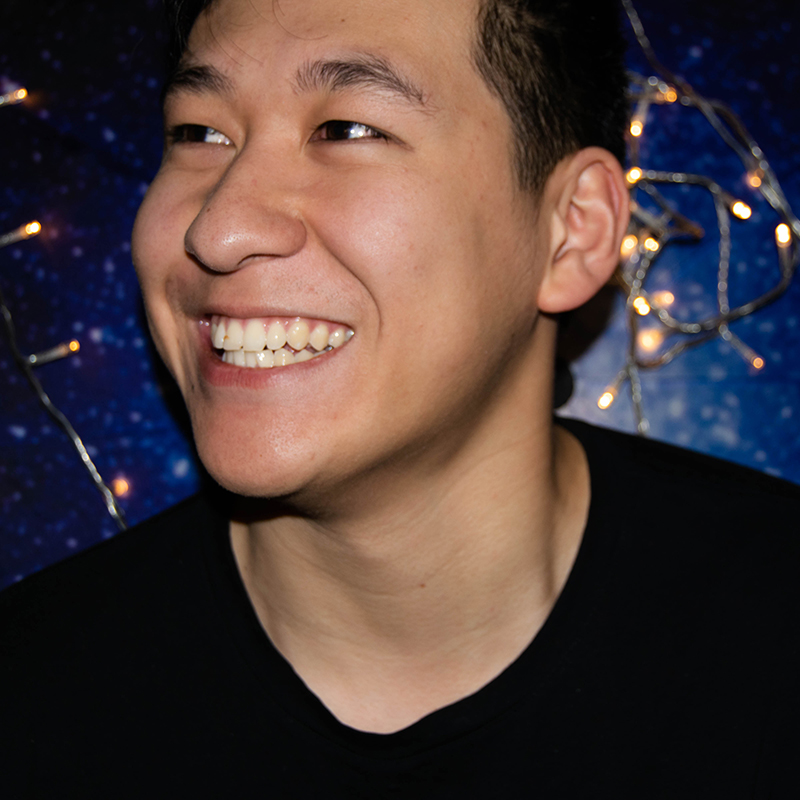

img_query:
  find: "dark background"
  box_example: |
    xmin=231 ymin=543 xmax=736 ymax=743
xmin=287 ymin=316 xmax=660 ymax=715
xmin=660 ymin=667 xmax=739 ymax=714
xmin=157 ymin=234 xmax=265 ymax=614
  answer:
xmin=1 ymin=0 xmax=798 ymax=588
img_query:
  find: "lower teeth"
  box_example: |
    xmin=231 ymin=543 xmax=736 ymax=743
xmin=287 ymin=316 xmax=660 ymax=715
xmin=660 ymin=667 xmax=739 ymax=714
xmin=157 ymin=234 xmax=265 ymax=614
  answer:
xmin=220 ymin=346 xmax=332 ymax=368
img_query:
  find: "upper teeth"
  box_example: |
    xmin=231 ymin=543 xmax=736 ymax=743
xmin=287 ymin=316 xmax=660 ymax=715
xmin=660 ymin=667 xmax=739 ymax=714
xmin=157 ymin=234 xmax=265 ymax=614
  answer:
xmin=210 ymin=315 xmax=353 ymax=368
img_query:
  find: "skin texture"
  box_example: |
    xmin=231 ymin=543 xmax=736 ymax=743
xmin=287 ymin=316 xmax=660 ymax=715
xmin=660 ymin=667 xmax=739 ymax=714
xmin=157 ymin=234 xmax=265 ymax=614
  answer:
xmin=132 ymin=0 xmax=628 ymax=732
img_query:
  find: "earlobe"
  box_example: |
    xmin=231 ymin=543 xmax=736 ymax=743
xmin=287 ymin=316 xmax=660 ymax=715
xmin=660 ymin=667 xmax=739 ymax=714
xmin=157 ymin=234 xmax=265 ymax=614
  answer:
xmin=537 ymin=148 xmax=629 ymax=314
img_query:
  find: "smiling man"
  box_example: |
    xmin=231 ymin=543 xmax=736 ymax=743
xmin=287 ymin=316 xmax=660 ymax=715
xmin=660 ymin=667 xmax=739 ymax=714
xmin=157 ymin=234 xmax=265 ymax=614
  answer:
xmin=2 ymin=0 xmax=799 ymax=796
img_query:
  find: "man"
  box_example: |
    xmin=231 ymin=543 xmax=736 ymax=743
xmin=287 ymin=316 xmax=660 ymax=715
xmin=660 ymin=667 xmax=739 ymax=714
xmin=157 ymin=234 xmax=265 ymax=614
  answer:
xmin=2 ymin=0 xmax=798 ymax=796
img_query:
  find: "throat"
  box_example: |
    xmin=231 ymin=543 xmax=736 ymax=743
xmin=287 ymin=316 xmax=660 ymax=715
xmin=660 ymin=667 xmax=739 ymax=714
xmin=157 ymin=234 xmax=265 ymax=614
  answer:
xmin=227 ymin=423 xmax=590 ymax=734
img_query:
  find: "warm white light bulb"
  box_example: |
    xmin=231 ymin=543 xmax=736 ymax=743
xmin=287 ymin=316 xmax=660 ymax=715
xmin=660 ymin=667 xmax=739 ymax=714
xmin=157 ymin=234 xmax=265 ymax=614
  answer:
xmin=638 ymin=329 xmax=663 ymax=352
xmin=112 ymin=478 xmax=130 ymax=497
xmin=620 ymin=234 xmax=638 ymax=255
xmin=626 ymin=167 xmax=643 ymax=184
xmin=731 ymin=201 xmax=751 ymax=220
xmin=652 ymin=290 xmax=675 ymax=306
xmin=632 ymin=296 xmax=651 ymax=316
xmin=597 ymin=391 xmax=615 ymax=410
xmin=644 ymin=237 xmax=660 ymax=252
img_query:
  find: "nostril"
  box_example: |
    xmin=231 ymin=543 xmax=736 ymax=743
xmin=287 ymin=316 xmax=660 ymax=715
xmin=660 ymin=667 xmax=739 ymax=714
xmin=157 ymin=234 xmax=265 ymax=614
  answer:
xmin=183 ymin=197 xmax=308 ymax=274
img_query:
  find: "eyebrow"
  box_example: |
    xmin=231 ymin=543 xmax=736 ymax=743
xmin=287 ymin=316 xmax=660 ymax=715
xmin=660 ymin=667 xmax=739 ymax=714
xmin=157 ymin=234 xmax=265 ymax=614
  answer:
xmin=162 ymin=63 xmax=235 ymax=105
xmin=293 ymin=55 xmax=430 ymax=110
xmin=161 ymin=54 xmax=431 ymax=112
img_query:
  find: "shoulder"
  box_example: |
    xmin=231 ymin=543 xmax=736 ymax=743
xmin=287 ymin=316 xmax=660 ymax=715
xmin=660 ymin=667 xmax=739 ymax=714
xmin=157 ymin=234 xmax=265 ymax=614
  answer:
xmin=0 ymin=491 xmax=233 ymax=791
xmin=558 ymin=415 xmax=800 ymax=525
xmin=0 ymin=492 xmax=226 ymax=658
xmin=558 ymin=418 xmax=800 ymax=681
xmin=558 ymin=416 xmax=800 ymax=641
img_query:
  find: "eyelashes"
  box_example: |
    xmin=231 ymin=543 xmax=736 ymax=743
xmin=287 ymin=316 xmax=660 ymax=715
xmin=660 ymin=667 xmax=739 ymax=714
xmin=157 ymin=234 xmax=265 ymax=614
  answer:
xmin=165 ymin=125 xmax=233 ymax=146
xmin=311 ymin=121 xmax=387 ymax=142
xmin=165 ymin=120 xmax=388 ymax=148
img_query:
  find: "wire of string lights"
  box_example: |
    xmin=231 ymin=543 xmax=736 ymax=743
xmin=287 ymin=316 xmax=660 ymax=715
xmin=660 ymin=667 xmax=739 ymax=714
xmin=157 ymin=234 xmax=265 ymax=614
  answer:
xmin=0 ymin=92 xmax=128 ymax=532
xmin=601 ymin=0 xmax=800 ymax=434
xmin=1 ymin=4 xmax=796 ymax=530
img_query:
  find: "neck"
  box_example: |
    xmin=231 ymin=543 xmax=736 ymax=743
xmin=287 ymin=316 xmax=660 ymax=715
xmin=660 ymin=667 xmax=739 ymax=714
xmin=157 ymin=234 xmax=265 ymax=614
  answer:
xmin=229 ymin=339 xmax=591 ymax=732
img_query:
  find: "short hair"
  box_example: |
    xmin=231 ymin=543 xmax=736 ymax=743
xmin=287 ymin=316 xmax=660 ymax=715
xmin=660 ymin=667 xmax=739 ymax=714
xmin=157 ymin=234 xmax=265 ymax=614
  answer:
xmin=163 ymin=0 xmax=628 ymax=193
xmin=473 ymin=0 xmax=628 ymax=192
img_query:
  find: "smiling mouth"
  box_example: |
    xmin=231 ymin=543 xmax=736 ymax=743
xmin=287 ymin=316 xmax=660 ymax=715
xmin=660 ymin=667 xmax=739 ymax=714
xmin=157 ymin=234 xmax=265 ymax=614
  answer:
xmin=210 ymin=315 xmax=354 ymax=368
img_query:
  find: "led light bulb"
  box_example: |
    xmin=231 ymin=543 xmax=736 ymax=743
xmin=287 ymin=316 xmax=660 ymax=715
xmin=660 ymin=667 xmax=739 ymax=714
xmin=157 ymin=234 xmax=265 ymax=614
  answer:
xmin=638 ymin=329 xmax=663 ymax=352
xmin=652 ymin=290 xmax=675 ymax=306
xmin=0 ymin=220 xmax=43 ymax=249
xmin=775 ymin=224 xmax=791 ymax=247
xmin=28 ymin=339 xmax=82 ymax=366
xmin=597 ymin=391 xmax=616 ymax=410
xmin=0 ymin=87 xmax=28 ymax=107
xmin=731 ymin=201 xmax=751 ymax=220
xmin=626 ymin=167 xmax=643 ymax=184
xmin=620 ymin=234 xmax=638 ymax=255
xmin=112 ymin=478 xmax=130 ymax=497
xmin=632 ymin=296 xmax=651 ymax=316
xmin=644 ymin=237 xmax=660 ymax=252
xmin=748 ymin=173 xmax=762 ymax=188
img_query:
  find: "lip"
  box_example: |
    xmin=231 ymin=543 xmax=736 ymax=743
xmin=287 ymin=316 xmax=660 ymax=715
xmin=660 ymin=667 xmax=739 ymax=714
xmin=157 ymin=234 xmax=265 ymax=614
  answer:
xmin=201 ymin=302 xmax=351 ymax=323
xmin=195 ymin=316 xmax=352 ymax=389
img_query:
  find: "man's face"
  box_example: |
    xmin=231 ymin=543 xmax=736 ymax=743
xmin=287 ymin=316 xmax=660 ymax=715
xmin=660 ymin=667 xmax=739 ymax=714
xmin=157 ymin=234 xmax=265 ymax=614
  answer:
xmin=132 ymin=0 xmax=551 ymax=504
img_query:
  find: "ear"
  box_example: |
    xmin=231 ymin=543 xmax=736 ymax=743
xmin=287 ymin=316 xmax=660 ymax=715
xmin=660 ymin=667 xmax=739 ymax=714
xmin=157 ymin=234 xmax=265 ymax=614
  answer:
xmin=537 ymin=148 xmax=629 ymax=314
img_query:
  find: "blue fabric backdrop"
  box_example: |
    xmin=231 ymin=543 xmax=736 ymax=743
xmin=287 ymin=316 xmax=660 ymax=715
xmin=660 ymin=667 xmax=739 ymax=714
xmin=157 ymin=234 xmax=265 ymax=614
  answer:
xmin=1 ymin=0 xmax=798 ymax=588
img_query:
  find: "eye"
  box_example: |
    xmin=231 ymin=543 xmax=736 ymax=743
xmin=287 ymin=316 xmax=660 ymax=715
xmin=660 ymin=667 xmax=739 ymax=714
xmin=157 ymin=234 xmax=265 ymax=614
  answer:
xmin=311 ymin=121 xmax=387 ymax=142
xmin=166 ymin=124 xmax=234 ymax=146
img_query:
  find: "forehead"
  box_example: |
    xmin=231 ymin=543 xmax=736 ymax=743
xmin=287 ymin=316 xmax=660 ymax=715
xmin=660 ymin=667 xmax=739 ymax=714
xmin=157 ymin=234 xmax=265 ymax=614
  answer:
xmin=198 ymin=0 xmax=477 ymax=38
xmin=181 ymin=0 xmax=484 ymax=105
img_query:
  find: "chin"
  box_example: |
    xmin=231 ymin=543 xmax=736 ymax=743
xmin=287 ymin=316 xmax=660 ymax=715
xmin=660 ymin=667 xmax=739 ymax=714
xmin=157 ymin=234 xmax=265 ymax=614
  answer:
xmin=191 ymin=411 xmax=324 ymax=500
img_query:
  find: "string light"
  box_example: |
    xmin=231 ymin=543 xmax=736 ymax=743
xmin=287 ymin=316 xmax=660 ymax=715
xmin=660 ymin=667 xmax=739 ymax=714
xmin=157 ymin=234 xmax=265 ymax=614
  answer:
xmin=0 ymin=220 xmax=42 ymax=249
xmin=596 ymin=1 xmax=800 ymax=433
xmin=620 ymin=234 xmax=638 ymax=256
xmin=28 ymin=340 xmax=81 ymax=367
xmin=0 ymin=91 xmax=127 ymax=531
xmin=3 ymin=6 xmax=796 ymax=518
xmin=651 ymin=290 xmax=675 ymax=306
xmin=731 ymin=201 xmax=752 ymax=220
xmin=632 ymin=296 xmax=651 ymax=316
xmin=597 ymin=391 xmax=616 ymax=410
xmin=112 ymin=478 xmax=131 ymax=497
xmin=626 ymin=167 xmax=643 ymax=184
xmin=775 ymin=223 xmax=792 ymax=247
xmin=643 ymin=237 xmax=660 ymax=252
xmin=0 ymin=87 xmax=27 ymax=107
xmin=637 ymin=329 xmax=663 ymax=352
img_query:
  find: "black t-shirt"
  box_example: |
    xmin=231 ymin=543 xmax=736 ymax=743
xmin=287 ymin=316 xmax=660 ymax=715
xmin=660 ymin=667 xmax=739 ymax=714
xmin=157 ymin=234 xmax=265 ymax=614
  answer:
xmin=2 ymin=419 xmax=799 ymax=798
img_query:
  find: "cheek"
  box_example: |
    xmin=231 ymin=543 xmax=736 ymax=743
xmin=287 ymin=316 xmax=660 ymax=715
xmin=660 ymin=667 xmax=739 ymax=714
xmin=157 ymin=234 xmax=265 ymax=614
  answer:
xmin=306 ymin=167 xmax=482 ymax=315
xmin=312 ymin=170 xmax=431 ymax=272
xmin=132 ymin=177 xmax=176 ymax=297
xmin=307 ymin=164 xmax=540 ymax=331
xmin=131 ymin=176 xmax=196 ymax=374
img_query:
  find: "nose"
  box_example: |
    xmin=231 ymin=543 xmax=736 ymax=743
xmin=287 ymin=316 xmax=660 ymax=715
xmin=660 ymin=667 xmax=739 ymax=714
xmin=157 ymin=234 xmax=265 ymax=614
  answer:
xmin=184 ymin=151 xmax=308 ymax=273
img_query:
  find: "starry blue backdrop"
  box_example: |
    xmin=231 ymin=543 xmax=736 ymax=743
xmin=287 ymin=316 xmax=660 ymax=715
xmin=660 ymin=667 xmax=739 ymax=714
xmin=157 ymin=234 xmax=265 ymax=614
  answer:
xmin=1 ymin=0 xmax=798 ymax=588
